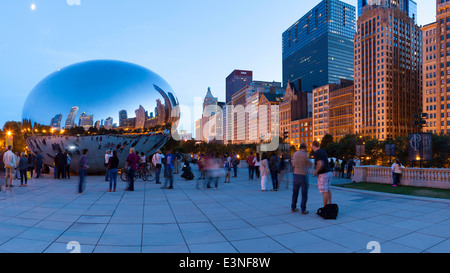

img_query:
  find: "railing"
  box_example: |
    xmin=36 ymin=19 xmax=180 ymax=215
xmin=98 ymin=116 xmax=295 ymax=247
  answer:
xmin=353 ymin=166 xmax=450 ymax=189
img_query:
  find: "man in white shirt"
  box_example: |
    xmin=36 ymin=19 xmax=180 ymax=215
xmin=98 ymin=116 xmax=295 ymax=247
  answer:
xmin=152 ymin=150 xmax=165 ymax=184
xmin=3 ymin=146 xmax=16 ymax=188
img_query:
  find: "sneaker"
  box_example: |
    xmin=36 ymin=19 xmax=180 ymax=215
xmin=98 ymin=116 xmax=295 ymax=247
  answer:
xmin=291 ymin=209 xmax=299 ymax=213
xmin=167 ymin=186 xmax=173 ymax=189
xmin=301 ymin=211 xmax=309 ymax=215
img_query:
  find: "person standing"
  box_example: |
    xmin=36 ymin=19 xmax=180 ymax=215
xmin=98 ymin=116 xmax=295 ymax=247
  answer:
xmin=340 ymin=158 xmax=347 ymax=179
xmin=104 ymin=150 xmax=112 ymax=181
xmin=254 ymin=153 xmax=260 ymax=179
xmin=346 ymin=158 xmax=355 ymax=179
xmin=312 ymin=141 xmax=333 ymax=208
xmin=35 ymin=153 xmax=43 ymax=179
xmin=3 ymin=146 xmax=15 ymax=189
xmin=55 ymin=151 xmax=66 ymax=179
xmin=152 ymin=150 xmax=165 ymax=184
xmin=246 ymin=152 xmax=255 ymax=180
xmin=231 ymin=153 xmax=239 ymax=178
xmin=14 ymin=152 xmax=20 ymax=180
xmin=392 ymin=159 xmax=403 ymax=187
xmin=125 ymin=147 xmax=139 ymax=191
xmin=18 ymin=152 xmax=28 ymax=187
xmin=269 ymin=152 xmax=279 ymax=191
xmin=27 ymin=154 xmax=35 ymax=180
xmin=259 ymin=152 xmax=270 ymax=191
xmin=64 ymin=152 xmax=71 ymax=179
xmin=163 ymin=150 xmax=174 ymax=189
xmin=291 ymin=143 xmax=311 ymax=214
xmin=78 ymin=149 xmax=89 ymax=194
xmin=108 ymin=150 xmax=119 ymax=192
xmin=223 ymin=153 xmax=231 ymax=183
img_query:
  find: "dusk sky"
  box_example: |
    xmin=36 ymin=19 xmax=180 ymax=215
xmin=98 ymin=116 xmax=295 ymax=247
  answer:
xmin=0 ymin=0 xmax=436 ymax=134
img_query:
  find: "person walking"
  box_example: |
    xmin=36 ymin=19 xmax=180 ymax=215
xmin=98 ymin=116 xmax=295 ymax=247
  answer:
xmin=206 ymin=154 xmax=220 ymax=190
xmin=125 ymin=147 xmax=139 ymax=191
xmin=246 ymin=152 xmax=255 ymax=180
xmin=78 ymin=149 xmax=89 ymax=194
xmin=108 ymin=150 xmax=119 ymax=192
xmin=3 ymin=145 xmax=16 ymax=189
xmin=152 ymin=150 xmax=164 ymax=184
xmin=392 ymin=159 xmax=403 ymax=187
xmin=291 ymin=143 xmax=311 ymax=214
xmin=259 ymin=152 xmax=270 ymax=191
xmin=340 ymin=159 xmax=347 ymax=179
xmin=197 ymin=153 xmax=206 ymax=180
xmin=35 ymin=153 xmax=43 ymax=179
xmin=312 ymin=140 xmax=333 ymax=208
xmin=254 ymin=153 xmax=260 ymax=179
xmin=333 ymin=159 xmax=341 ymax=178
xmin=269 ymin=152 xmax=280 ymax=191
xmin=18 ymin=152 xmax=28 ymax=187
xmin=278 ymin=153 xmax=290 ymax=190
xmin=163 ymin=150 xmax=174 ymax=189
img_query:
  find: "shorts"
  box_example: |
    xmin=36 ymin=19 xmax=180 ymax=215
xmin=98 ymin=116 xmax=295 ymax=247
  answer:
xmin=317 ymin=172 xmax=332 ymax=193
xmin=4 ymin=166 xmax=13 ymax=178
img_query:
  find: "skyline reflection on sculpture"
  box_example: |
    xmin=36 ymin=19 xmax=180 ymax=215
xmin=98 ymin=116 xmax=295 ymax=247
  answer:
xmin=49 ymin=100 xmax=169 ymax=132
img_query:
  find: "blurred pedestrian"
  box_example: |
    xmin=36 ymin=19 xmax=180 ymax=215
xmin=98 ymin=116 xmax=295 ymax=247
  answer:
xmin=246 ymin=152 xmax=255 ymax=180
xmin=104 ymin=150 xmax=112 ymax=181
xmin=392 ymin=159 xmax=403 ymax=187
xmin=231 ymin=153 xmax=239 ymax=177
xmin=163 ymin=149 xmax=174 ymax=189
xmin=125 ymin=147 xmax=139 ymax=191
xmin=35 ymin=153 xmax=43 ymax=178
xmin=27 ymin=154 xmax=35 ymax=179
xmin=254 ymin=153 xmax=260 ymax=179
xmin=108 ymin=150 xmax=119 ymax=192
xmin=152 ymin=150 xmax=164 ymax=184
xmin=223 ymin=153 xmax=231 ymax=183
xmin=78 ymin=149 xmax=89 ymax=194
xmin=14 ymin=152 xmax=20 ymax=180
xmin=3 ymin=146 xmax=15 ymax=188
xmin=55 ymin=151 xmax=66 ymax=179
xmin=269 ymin=152 xmax=279 ymax=191
xmin=259 ymin=152 xmax=270 ymax=191
xmin=18 ymin=152 xmax=28 ymax=187
xmin=64 ymin=152 xmax=70 ymax=179
xmin=278 ymin=153 xmax=290 ymax=190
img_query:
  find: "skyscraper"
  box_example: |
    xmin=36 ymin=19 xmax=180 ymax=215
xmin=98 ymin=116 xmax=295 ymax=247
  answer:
xmin=226 ymin=70 xmax=253 ymax=104
xmin=357 ymin=0 xmax=417 ymax=22
xmin=282 ymin=0 xmax=355 ymax=92
xmin=50 ymin=114 xmax=63 ymax=130
xmin=64 ymin=106 xmax=79 ymax=129
xmin=422 ymin=0 xmax=450 ymax=134
xmin=354 ymin=1 xmax=422 ymax=140
xmin=119 ymin=110 xmax=128 ymax=127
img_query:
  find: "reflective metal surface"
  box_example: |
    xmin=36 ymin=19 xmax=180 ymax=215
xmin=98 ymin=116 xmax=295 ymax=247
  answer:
xmin=22 ymin=60 xmax=179 ymax=173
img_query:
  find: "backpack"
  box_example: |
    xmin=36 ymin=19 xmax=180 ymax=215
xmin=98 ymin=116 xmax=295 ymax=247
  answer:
xmin=316 ymin=204 xmax=339 ymax=220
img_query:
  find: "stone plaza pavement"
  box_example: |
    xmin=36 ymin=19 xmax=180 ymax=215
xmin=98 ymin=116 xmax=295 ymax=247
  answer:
xmin=0 ymin=168 xmax=448 ymax=253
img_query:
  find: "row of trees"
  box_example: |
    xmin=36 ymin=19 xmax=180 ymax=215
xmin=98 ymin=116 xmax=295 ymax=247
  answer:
xmin=313 ymin=134 xmax=450 ymax=168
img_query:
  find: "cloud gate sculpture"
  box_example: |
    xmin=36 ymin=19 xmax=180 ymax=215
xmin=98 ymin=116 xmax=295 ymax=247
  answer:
xmin=22 ymin=60 xmax=179 ymax=173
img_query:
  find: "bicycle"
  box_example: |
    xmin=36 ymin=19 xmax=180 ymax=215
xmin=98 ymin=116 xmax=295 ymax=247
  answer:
xmin=120 ymin=163 xmax=155 ymax=182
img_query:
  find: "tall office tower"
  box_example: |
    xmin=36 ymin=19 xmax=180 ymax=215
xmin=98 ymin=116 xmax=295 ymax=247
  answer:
xmin=354 ymin=3 xmax=422 ymax=140
xmin=50 ymin=114 xmax=63 ymax=130
xmin=358 ymin=0 xmax=417 ymax=22
xmin=119 ymin=110 xmax=128 ymax=127
xmin=226 ymin=70 xmax=253 ymax=104
xmin=64 ymin=106 xmax=79 ymax=129
xmin=422 ymin=1 xmax=450 ymax=134
xmin=282 ymin=0 xmax=355 ymax=92
xmin=135 ymin=105 xmax=146 ymax=129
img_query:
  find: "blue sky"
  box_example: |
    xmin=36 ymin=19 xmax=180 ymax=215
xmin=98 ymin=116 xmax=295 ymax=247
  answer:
xmin=0 ymin=0 xmax=436 ymax=134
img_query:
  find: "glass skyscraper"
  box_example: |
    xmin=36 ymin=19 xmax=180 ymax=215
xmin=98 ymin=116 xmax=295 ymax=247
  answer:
xmin=357 ymin=0 xmax=417 ymax=22
xmin=282 ymin=0 xmax=355 ymax=92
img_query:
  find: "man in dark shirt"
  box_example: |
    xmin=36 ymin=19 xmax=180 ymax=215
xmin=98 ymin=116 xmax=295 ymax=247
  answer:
xmin=312 ymin=140 xmax=333 ymax=207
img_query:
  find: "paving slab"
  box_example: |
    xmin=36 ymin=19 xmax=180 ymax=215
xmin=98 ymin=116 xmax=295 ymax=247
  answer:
xmin=0 ymin=167 xmax=448 ymax=253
